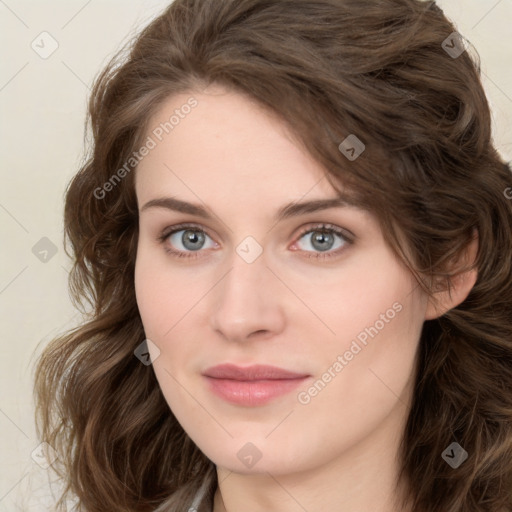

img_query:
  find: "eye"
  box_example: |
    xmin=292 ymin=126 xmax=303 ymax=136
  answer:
xmin=292 ymin=223 xmax=352 ymax=260
xmin=157 ymin=223 xmax=217 ymax=259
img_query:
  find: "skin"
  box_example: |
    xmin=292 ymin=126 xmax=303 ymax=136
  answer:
xmin=134 ymin=84 xmax=477 ymax=512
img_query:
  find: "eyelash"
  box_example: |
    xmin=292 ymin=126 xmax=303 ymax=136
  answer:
xmin=156 ymin=222 xmax=353 ymax=261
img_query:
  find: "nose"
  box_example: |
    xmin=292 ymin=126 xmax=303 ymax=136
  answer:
xmin=209 ymin=249 xmax=286 ymax=344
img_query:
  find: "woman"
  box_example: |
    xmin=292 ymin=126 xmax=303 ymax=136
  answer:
xmin=34 ymin=0 xmax=512 ymax=511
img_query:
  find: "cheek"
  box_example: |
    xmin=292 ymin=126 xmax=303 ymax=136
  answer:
xmin=293 ymin=291 xmax=423 ymax=458
xmin=134 ymin=251 xmax=195 ymax=406
xmin=134 ymin=245 xmax=194 ymax=338
xmin=134 ymin=253 xmax=166 ymax=337
xmin=340 ymin=287 xmax=422 ymax=390
xmin=304 ymin=250 xmax=424 ymax=415
xmin=316 ymin=256 xmax=414 ymax=351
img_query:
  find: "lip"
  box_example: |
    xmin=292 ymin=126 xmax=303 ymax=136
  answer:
xmin=202 ymin=364 xmax=310 ymax=406
xmin=203 ymin=363 xmax=309 ymax=381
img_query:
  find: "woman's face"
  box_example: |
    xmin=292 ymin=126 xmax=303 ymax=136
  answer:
xmin=134 ymin=84 xmax=429 ymax=476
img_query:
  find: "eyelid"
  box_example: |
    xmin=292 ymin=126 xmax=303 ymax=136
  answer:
xmin=159 ymin=222 xmax=214 ymax=240
xmin=294 ymin=223 xmax=355 ymax=243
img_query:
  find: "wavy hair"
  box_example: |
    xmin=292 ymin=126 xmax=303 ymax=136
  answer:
xmin=33 ymin=0 xmax=512 ymax=511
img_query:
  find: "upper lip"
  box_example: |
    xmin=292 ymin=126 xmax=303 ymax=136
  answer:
xmin=202 ymin=364 xmax=309 ymax=381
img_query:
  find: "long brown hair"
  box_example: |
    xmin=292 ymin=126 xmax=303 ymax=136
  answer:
xmin=33 ymin=0 xmax=512 ymax=511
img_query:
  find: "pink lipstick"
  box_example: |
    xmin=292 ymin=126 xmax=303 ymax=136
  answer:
xmin=202 ymin=363 xmax=310 ymax=406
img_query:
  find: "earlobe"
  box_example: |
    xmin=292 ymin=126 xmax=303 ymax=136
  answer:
xmin=424 ymin=232 xmax=479 ymax=320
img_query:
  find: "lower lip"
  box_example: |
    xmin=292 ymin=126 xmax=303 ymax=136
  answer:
xmin=204 ymin=376 xmax=309 ymax=406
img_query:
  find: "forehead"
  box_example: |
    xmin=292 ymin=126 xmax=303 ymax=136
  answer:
xmin=135 ymin=85 xmax=344 ymax=207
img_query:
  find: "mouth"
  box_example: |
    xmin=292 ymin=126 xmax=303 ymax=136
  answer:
xmin=202 ymin=363 xmax=311 ymax=406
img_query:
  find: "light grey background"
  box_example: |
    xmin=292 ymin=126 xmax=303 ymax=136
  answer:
xmin=1 ymin=0 xmax=511 ymax=509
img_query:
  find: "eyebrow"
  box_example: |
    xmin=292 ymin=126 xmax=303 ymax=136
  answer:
xmin=140 ymin=194 xmax=364 ymax=222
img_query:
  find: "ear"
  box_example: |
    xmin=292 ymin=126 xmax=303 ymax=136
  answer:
xmin=425 ymin=230 xmax=479 ymax=320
